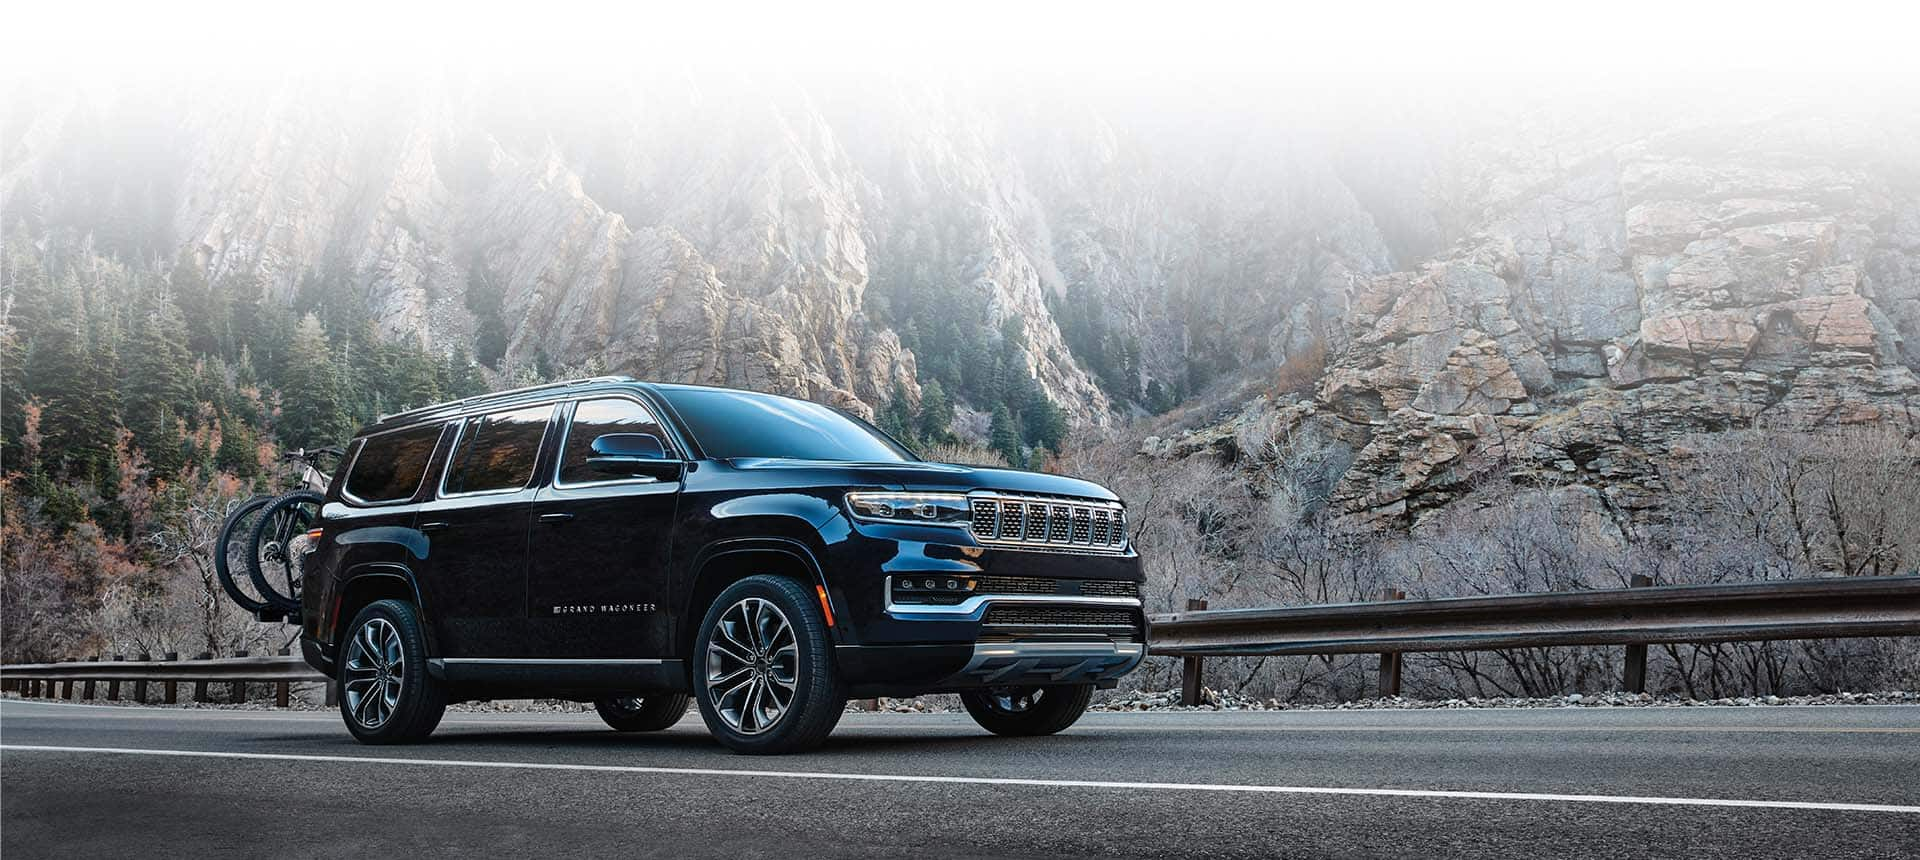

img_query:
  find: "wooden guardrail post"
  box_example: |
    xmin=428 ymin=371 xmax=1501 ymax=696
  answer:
xmin=162 ymin=652 xmax=180 ymax=704
xmin=108 ymin=655 xmax=125 ymax=701
xmin=192 ymin=652 xmax=213 ymax=703
xmin=276 ymin=646 xmax=292 ymax=708
xmin=1180 ymin=598 xmax=1208 ymax=706
xmin=1623 ymin=574 xmax=1653 ymax=693
xmin=83 ymin=655 xmax=100 ymax=699
xmin=1377 ymin=588 xmax=1407 ymax=698
xmin=230 ymin=650 xmax=250 ymax=704
xmin=134 ymin=653 xmax=151 ymax=703
xmin=60 ymin=663 xmax=74 ymax=700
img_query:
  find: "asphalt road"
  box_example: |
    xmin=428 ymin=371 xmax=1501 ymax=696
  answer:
xmin=3 ymin=698 xmax=1916 ymax=858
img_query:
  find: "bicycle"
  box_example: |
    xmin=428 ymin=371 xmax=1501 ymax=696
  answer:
xmin=215 ymin=447 xmax=344 ymax=621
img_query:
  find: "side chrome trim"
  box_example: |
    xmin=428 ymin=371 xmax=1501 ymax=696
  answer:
xmin=434 ymin=658 xmax=667 ymax=666
xmin=883 ymin=579 xmax=1143 ymax=621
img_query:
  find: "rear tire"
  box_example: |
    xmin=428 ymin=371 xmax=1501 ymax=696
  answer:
xmin=692 ymin=575 xmax=845 ymax=754
xmin=960 ymin=684 xmax=1093 ymax=736
xmin=594 ymin=693 xmax=692 ymax=732
xmin=247 ymin=490 xmax=324 ymax=611
xmin=215 ymin=495 xmax=277 ymax=613
xmin=338 ymin=599 xmax=447 ymax=744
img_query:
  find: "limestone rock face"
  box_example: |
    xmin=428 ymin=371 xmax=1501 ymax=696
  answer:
xmin=1310 ymin=115 xmax=1920 ymax=526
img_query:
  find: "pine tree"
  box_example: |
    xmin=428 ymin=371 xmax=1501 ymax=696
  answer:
xmin=23 ymin=268 xmax=119 ymax=478
xmin=439 ymin=348 xmax=487 ymax=399
xmin=1022 ymin=390 xmax=1069 ymax=455
xmin=988 ymin=404 xmax=1024 ymax=468
xmin=215 ymin=416 xmax=260 ymax=479
xmin=916 ymin=379 xmax=954 ymax=443
xmin=278 ymin=313 xmax=350 ymax=449
xmin=141 ymin=405 xmax=188 ymax=480
xmin=122 ymin=289 xmax=196 ymax=470
xmin=877 ymin=382 xmax=917 ymax=445
xmin=170 ymin=263 xmax=229 ymax=357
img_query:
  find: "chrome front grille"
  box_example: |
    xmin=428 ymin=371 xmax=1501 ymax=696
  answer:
xmin=973 ymin=575 xmax=1059 ymax=595
xmin=1080 ymin=580 xmax=1140 ymax=598
xmin=969 ymin=493 xmax=1126 ymax=553
xmin=983 ymin=605 xmax=1139 ymax=629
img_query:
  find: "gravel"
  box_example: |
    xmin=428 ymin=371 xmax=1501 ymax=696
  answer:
xmin=1088 ymin=688 xmax=1920 ymax=711
xmin=12 ymin=688 xmax=1915 ymax=714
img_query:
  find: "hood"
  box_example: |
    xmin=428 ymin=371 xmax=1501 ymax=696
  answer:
xmin=726 ymin=458 xmax=1121 ymax=502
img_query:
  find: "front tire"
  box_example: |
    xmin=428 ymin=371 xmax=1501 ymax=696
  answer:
xmin=960 ymin=685 xmax=1093 ymax=736
xmin=338 ymin=599 xmax=447 ymax=744
xmin=594 ymin=693 xmax=692 ymax=732
xmin=692 ymin=575 xmax=845 ymax=754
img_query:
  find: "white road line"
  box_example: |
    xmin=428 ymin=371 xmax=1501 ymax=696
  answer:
xmin=4 ymin=743 xmax=1916 ymax=814
xmin=5 ymin=701 xmax=1915 ymax=733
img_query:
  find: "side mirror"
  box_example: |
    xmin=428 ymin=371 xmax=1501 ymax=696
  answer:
xmin=586 ymin=433 xmax=683 ymax=481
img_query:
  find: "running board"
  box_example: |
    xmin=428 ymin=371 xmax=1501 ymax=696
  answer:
xmin=427 ymin=658 xmax=686 ymax=689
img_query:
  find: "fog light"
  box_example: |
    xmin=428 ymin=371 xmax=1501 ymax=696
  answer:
xmin=891 ymin=575 xmax=977 ymax=606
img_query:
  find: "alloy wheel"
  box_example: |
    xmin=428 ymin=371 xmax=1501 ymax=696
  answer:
xmin=704 ymin=597 xmax=799 ymax=735
xmin=342 ymin=617 xmax=404 ymax=730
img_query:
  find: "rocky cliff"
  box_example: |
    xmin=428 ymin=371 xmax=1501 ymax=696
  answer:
xmin=1144 ymin=108 xmax=1920 ymax=528
xmin=7 ymin=78 xmax=1918 ymax=526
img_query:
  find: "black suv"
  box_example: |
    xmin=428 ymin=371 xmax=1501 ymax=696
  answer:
xmin=299 ymin=376 xmax=1144 ymax=753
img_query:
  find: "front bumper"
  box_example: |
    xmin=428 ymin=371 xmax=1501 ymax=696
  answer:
xmin=947 ymin=639 xmax=1144 ymax=686
xmin=834 ymin=638 xmax=1144 ymax=697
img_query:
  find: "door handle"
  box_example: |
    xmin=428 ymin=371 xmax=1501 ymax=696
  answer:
xmin=538 ymin=513 xmax=575 ymax=524
xmin=418 ymin=521 xmax=449 ymax=532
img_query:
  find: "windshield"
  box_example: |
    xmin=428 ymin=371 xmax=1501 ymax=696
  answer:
xmin=657 ymin=388 xmax=915 ymax=462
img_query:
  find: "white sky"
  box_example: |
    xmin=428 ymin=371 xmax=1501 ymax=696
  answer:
xmin=8 ymin=0 xmax=1917 ymax=95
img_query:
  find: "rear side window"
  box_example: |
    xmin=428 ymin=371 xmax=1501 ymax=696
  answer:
xmin=557 ymin=397 xmax=673 ymax=485
xmin=343 ymin=424 xmax=443 ymax=504
xmin=442 ymin=405 xmax=553 ymax=495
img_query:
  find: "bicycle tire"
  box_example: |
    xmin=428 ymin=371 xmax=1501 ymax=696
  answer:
xmin=216 ymin=495 xmax=278 ymax=613
xmin=247 ymin=490 xmax=325 ymax=611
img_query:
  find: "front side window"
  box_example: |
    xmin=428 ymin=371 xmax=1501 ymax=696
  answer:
xmin=656 ymin=388 xmax=914 ymax=462
xmin=558 ymin=397 xmax=673 ymax=485
xmin=343 ymin=423 xmax=443 ymax=504
xmin=442 ymin=405 xmax=553 ymax=495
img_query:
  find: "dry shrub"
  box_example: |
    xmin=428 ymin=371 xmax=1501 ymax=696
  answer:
xmin=1268 ymin=336 xmax=1327 ymax=398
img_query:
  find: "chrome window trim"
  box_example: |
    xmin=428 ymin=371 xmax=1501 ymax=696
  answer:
xmin=436 ymin=404 xmax=556 ymax=500
xmin=550 ymin=395 xmax=683 ymax=490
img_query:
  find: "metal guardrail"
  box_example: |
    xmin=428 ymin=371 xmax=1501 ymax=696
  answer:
xmin=1149 ymin=576 xmax=1920 ymax=704
xmin=1 ymin=652 xmax=328 ymax=707
xmin=6 ymin=577 xmax=1916 ymax=710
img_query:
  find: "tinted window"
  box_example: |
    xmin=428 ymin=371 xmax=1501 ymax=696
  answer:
xmin=343 ymin=424 xmax=443 ymax=503
xmin=442 ymin=405 xmax=553 ymax=494
xmin=558 ymin=398 xmax=673 ymax=485
xmin=656 ymin=388 xmax=913 ymax=462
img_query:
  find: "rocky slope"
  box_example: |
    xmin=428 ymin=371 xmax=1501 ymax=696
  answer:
xmin=1146 ymin=109 xmax=1920 ymax=527
xmin=6 ymin=78 xmax=1918 ymax=526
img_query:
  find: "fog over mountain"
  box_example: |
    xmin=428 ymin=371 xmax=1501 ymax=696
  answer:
xmin=6 ymin=58 xmax=1919 ymax=527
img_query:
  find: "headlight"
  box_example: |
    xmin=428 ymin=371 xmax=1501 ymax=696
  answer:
xmin=845 ymin=492 xmax=971 ymax=526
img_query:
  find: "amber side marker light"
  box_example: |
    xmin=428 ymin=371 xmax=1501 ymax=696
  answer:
xmin=816 ymin=585 xmax=836 ymax=627
xmin=304 ymin=528 xmax=325 ymax=541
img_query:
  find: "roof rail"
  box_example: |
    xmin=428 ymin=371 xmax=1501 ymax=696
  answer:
xmin=375 ymin=375 xmax=636 ymax=424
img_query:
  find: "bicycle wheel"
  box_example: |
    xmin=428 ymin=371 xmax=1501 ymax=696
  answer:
xmin=247 ymin=490 xmax=325 ymax=611
xmin=216 ymin=495 xmax=278 ymax=613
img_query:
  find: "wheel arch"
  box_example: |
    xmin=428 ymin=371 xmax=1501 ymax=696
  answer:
xmin=680 ymin=537 xmax=836 ymax=658
xmin=331 ymin=566 xmax=436 ymax=661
